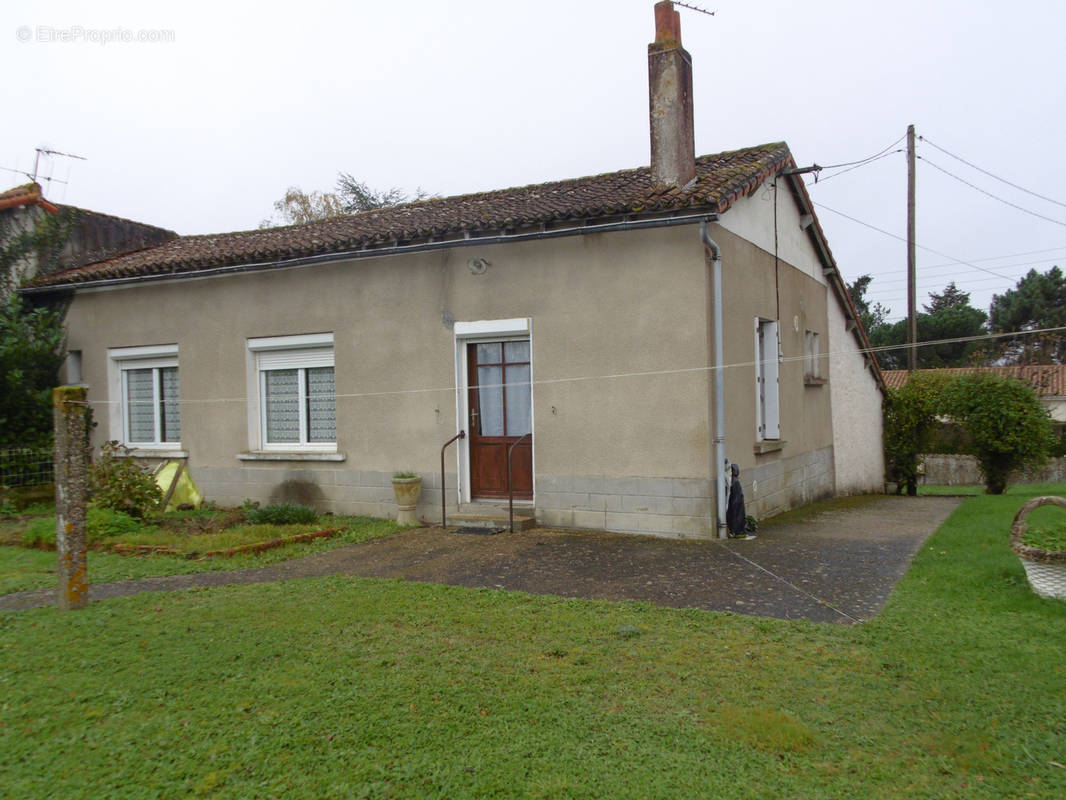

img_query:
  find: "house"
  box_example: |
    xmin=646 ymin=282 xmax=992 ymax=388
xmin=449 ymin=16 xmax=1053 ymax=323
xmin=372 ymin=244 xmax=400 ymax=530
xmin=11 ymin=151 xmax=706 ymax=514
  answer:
xmin=883 ymin=366 xmax=1066 ymax=421
xmin=24 ymin=2 xmax=884 ymax=537
xmin=1 ymin=181 xmax=176 ymax=294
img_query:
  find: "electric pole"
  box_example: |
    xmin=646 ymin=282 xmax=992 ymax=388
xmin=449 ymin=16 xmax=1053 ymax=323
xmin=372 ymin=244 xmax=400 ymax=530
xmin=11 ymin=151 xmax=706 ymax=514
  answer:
xmin=907 ymin=124 xmax=917 ymax=372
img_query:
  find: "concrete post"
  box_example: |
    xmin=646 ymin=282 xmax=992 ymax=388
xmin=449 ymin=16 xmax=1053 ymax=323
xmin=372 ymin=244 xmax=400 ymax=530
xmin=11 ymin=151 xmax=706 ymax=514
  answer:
xmin=53 ymin=385 xmax=89 ymax=610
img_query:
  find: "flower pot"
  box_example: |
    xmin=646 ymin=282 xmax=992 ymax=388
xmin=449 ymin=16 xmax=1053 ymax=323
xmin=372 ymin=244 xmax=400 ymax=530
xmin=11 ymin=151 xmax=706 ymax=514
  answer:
xmin=1009 ymin=496 xmax=1066 ymax=601
xmin=392 ymin=476 xmax=422 ymax=526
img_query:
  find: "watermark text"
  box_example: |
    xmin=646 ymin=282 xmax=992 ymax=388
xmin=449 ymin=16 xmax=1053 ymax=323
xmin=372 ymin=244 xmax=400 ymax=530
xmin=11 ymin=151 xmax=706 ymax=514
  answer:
xmin=16 ymin=25 xmax=176 ymax=45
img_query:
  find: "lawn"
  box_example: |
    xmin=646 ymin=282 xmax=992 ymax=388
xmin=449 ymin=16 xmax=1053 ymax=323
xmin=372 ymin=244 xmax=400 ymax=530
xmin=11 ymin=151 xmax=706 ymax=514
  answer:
xmin=0 ymin=507 xmax=402 ymax=596
xmin=1 ymin=492 xmax=1064 ymax=798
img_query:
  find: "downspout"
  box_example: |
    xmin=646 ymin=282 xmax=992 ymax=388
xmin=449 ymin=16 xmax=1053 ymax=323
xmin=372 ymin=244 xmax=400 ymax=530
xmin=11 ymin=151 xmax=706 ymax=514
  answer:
xmin=701 ymin=221 xmax=729 ymax=539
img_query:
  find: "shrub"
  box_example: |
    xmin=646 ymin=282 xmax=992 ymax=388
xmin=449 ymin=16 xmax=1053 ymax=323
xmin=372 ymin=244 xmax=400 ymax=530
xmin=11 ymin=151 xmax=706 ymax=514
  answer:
xmin=22 ymin=506 xmax=146 ymax=548
xmin=22 ymin=516 xmax=54 ymax=548
xmin=246 ymin=503 xmax=318 ymax=525
xmin=942 ymin=372 xmax=1056 ymax=495
xmin=883 ymin=373 xmax=951 ymax=496
xmin=88 ymin=441 xmax=162 ymax=518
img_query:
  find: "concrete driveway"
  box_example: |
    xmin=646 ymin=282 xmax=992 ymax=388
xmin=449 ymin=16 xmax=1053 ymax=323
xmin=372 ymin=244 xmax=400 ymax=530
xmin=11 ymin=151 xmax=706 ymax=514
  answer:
xmin=0 ymin=495 xmax=962 ymax=623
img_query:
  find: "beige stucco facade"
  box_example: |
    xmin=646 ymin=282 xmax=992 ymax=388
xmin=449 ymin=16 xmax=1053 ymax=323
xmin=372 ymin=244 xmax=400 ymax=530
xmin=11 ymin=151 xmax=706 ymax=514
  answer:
xmin=63 ymin=194 xmax=881 ymax=537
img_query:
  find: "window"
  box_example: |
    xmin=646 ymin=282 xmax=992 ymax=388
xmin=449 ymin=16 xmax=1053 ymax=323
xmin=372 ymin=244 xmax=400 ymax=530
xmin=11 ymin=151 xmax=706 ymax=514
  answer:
xmin=108 ymin=345 xmax=181 ymax=448
xmin=248 ymin=334 xmax=335 ymax=450
xmin=755 ymin=319 xmax=780 ymax=440
xmin=805 ymin=331 xmax=820 ymax=379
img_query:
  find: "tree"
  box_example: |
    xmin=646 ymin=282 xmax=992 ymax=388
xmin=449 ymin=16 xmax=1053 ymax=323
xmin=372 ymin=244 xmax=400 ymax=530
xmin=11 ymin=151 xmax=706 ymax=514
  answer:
xmin=917 ymin=282 xmax=988 ymax=367
xmin=883 ymin=372 xmax=950 ymax=495
xmin=0 ymin=294 xmax=66 ymax=448
xmin=943 ymin=372 xmax=1055 ymax=494
xmin=849 ymin=278 xmax=988 ymax=370
xmin=1 ymin=204 xmax=72 ymax=447
xmin=988 ymin=266 xmax=1066 ymax=364
xmin=846 ymin=274 xmax=891 ymax=333
xmin=259 ymin=187 xmax=346 ymax=228
xmin=335 ymin=173 xmax=429 ymax=214
xmin=260 ymin=176 xmax=431 ymax=228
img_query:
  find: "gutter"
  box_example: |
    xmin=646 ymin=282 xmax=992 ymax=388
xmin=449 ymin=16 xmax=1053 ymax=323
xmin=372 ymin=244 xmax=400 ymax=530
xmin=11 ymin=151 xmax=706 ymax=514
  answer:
xmin=701 ymin=221 xmax=729 ymax=539
xmin=21 ymin=211 xmax=720 ymax=296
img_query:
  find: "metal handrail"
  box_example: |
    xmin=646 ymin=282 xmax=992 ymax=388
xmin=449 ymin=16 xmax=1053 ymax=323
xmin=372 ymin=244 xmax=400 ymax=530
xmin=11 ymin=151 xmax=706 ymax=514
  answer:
xmin=440 ymin=430 xmax=465 ymax=529
xmin=508 ymin=432 xmax=532 ymax=533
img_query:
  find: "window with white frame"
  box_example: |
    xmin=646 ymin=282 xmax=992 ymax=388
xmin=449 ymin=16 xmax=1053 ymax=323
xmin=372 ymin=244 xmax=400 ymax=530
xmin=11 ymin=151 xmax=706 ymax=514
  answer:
xmin=755 ymin=319 xmax=780 ymax=440
xmin=108 ymin=345 xmax=181 ymax=448
xmin=248 ymin=334 xmax=335 ymax=450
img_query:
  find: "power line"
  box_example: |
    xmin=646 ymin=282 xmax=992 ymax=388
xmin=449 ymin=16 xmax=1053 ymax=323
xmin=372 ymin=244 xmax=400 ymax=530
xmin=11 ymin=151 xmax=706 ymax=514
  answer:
xmin=814 ymin=148 xmax=903 ymax=184
xmin=920 ymin=136 xmax=1066 ymax=210
xmin=919 ymin=157 xmax=1066 ymax=229
xmin=812 ymin=201 xmax=1015 ymax=281
xmin=82 ymin=326 xmax=1066 ymax=409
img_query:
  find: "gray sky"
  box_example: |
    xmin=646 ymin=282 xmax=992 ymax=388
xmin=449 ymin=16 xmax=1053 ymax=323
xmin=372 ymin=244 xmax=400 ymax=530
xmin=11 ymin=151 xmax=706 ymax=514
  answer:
xmin=4 ymin=0 xmax=1066 ymax=321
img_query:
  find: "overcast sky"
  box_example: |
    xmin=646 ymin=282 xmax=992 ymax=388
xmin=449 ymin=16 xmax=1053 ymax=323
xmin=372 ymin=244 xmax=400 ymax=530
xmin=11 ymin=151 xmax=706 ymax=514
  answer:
xmin=4 ymin=0 xmax=1066 ymax=320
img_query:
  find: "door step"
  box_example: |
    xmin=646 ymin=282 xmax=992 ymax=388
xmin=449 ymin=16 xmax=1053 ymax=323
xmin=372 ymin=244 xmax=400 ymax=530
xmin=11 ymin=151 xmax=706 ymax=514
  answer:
xmin=448 ymin=509 xmax=535 ymax=532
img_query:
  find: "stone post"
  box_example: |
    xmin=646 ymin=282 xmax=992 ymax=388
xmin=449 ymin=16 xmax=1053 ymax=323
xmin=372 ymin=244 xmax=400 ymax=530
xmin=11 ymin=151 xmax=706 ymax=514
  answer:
xmin=54 ymin=385 xmax=89 ymax=610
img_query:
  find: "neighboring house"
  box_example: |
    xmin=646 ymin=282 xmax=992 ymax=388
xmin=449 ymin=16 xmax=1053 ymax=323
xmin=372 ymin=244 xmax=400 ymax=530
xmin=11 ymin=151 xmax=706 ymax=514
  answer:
xmin=883 ymin=366 xmax=1066 ymax=421
xmin=0 ymin=181 xmax=176 ymax=292
xmin=24 ymin=2 xmax=884 ymax=537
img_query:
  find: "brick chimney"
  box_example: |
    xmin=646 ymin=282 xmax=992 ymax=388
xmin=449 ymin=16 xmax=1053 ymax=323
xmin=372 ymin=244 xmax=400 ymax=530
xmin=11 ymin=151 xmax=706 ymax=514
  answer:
xmin=648 ymin=1 xmax=695 ymax=187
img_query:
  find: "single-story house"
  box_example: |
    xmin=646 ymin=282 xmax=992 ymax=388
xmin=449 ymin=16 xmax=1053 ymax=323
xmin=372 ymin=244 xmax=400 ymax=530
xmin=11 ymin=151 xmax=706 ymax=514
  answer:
xmin=24 ymin=1 xmax=884 ymax=537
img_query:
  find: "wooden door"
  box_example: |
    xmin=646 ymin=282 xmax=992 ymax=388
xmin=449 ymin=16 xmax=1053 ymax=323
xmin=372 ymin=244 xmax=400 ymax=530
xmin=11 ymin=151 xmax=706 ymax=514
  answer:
xmin=467 ymin=340 xmax=532 ymax=499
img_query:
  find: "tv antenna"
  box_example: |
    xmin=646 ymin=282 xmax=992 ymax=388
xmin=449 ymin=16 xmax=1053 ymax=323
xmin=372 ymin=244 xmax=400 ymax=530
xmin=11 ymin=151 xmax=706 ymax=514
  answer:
xmin=32 ymin=147 xmax=87 ymax=187
xmin=673 ymin=2 xmax=716 ymax=16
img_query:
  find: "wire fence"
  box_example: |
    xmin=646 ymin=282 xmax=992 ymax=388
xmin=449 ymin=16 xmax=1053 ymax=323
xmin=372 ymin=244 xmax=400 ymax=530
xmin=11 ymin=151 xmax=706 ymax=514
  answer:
xmin=0 ymin=447 xmax=54 ymax=488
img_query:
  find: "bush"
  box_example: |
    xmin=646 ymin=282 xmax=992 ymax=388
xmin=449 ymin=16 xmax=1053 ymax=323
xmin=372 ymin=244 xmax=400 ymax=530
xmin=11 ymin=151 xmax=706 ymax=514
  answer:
xmin=88 ymin=441 xmax=162 ymax=518
xmin=943 ymin=373 xmax=1056 ymax=494
xmin=883 ymin=373 xmax=951 ymax=496
xmin=246 ymin=503 xmax=318 ymax=525
xmin=22 ymin=506 xmax=146 ymax=548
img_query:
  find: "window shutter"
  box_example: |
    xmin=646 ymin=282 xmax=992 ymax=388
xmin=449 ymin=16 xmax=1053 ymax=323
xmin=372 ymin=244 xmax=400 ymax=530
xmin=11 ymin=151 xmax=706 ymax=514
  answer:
xmin=763 ymin=321 xmax=781 ymax=439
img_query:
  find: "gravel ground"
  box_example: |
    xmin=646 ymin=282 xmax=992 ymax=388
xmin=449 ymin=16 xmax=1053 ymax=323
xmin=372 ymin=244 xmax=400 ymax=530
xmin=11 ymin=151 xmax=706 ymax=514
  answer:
xmin=0 ymin=495 xmax=961 ymax=623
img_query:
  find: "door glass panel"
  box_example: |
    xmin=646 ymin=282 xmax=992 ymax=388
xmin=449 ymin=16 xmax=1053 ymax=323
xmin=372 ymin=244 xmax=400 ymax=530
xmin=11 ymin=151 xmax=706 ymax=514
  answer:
xmin=306 ymin=367 xmax=336 ymax=443
xmin=503 ymin=340 xmax=529 ymax=362
xmin=476 ymin=365 xmax=504 ymax=436
xmin=264 ymin=369 xmax=300 ymax=443
xmin=476 ymin=342 xmax=501 ymax=364
xmin=505 ymin=364 xmax=531 ymax=436
xmin=125 ymin=368 xmax=156 ymax=442
xmin=160 ymin=366 xmax=181 ymax=442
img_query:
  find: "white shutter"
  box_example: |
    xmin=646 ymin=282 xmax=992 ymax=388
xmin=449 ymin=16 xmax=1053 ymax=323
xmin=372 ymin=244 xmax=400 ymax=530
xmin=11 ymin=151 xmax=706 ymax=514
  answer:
xmin=763 ymin=321 xmax=781 ymax=439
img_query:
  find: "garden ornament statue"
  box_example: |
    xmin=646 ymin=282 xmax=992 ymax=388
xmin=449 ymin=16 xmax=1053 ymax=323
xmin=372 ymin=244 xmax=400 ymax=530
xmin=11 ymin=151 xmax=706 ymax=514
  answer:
xmin=727 ymin=463 xmax=753 ymax=538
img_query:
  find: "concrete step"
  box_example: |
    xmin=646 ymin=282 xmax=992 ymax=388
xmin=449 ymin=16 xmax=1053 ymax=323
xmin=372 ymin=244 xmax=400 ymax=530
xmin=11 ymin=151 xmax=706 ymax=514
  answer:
xmin=447 ymin=508 xmax=535 ymax=532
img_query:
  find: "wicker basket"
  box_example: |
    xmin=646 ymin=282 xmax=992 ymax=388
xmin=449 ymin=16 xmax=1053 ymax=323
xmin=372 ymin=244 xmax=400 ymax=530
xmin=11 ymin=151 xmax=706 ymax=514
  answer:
xmin=1009 ymin=496 xmax=1066 ymax=601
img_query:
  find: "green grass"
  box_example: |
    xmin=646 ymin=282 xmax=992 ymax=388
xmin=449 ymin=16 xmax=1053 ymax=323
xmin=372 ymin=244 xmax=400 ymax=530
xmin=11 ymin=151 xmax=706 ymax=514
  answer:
xmin=2 ymin=495 xmax=1065 ymax=797
xmin=920 ymin=481 xmax=1066 ymax=497
xmin=0 ymin=516 xmax=401 ymax=596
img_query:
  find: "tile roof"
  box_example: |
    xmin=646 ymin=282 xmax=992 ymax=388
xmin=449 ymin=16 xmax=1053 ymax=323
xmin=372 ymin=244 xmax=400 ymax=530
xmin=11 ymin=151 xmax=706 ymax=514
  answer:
xmin=883 ymin=366 xmax=1066 ymax=397
xmin=31 ymin=143 xmax=792 ymax=288
xmin=0 ymin=182 xmax=58 ymax=214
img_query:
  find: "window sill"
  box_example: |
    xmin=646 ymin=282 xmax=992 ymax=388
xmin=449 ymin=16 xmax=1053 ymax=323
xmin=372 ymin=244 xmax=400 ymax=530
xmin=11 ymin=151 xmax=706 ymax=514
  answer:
xmin=804 ymin=376 xmax=828 ymax=386
xmin=237 ymin=451 xmax=347 ymax=462
xmin=116 ymin=448 xmax=188 ymax=459
xmin=753 ymin=440 xmax=786 ymax=455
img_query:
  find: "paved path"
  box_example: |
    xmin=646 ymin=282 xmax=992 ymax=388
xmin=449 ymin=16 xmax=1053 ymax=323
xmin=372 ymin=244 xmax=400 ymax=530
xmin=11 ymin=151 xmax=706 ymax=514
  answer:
xmin=0 ymin=495 xmax=961 ymax=623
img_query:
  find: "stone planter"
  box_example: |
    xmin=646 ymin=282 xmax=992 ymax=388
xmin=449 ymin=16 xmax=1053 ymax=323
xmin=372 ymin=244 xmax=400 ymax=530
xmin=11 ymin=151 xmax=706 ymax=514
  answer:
xmin=391 ymin=476 xmax=422 ymax=526
xmin=1010 ymin=496 xmax=1066 ymax=601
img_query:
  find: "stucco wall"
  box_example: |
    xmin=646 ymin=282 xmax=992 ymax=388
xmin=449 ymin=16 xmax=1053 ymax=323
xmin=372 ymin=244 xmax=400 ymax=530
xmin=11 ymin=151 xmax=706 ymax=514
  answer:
xmin=64 ymin=216 xmax=843 ymax=537
xmin=827 ymin=291 xmax=885 ymax=494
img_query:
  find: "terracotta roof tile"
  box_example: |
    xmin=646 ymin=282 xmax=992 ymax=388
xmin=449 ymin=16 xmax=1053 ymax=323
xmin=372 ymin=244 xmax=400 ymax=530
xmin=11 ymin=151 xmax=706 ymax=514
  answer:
xmin=883 ymin=366 xmax=1066 ymax=396
xmin=32 ymin=143 xmax=792 ymax=288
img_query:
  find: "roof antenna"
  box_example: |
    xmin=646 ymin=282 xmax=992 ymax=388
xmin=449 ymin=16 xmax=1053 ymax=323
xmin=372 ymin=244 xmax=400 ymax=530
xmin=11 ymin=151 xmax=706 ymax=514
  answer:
xmin=33 ymin=147 xmax=87 ymax=190
xmin=672 ymin=1 xmax=716 ymax=16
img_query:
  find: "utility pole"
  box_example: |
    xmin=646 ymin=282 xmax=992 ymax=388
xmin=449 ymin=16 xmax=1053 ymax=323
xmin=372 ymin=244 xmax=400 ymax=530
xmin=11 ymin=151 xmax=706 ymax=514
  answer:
xmin=907 ymin=124 xmax=917 ymax=372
